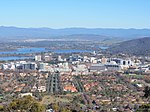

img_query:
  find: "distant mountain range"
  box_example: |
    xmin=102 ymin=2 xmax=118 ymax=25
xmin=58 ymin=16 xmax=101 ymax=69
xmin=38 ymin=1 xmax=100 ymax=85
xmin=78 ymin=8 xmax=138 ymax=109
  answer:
xmin=1 ymin=26 xmax=150 ymax=41
xmin=1 ymin=26 xmax=150 ymax=55
xmin=108 ymin=37 xmax=150 ymax=56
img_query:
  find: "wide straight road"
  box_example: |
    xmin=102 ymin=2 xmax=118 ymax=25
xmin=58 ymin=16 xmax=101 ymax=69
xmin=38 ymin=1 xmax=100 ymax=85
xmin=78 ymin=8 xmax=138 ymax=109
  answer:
xmin=47 ymin=73 xmax=61 ymax=94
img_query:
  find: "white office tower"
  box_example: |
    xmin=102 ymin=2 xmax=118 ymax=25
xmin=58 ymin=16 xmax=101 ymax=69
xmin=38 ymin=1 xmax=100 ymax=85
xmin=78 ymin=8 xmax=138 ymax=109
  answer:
xmin=35 ymin=55 xmax=42 ymax=61
xmin=58 ymin=55 xmax=63 ymax=61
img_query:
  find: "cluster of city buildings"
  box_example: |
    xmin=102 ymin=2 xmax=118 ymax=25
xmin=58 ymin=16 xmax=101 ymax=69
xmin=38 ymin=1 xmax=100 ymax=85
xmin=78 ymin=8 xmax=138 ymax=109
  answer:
xmin=1 ymin=52 xmax=150 ymax=74
xmin=0 ymin=51 xmax=150 ymax=111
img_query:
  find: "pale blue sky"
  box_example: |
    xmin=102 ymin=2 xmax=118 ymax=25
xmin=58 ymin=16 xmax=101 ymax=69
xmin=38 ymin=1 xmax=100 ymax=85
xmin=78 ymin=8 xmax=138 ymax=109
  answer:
xmin=0 ymin=0 xmax=150 ymax=28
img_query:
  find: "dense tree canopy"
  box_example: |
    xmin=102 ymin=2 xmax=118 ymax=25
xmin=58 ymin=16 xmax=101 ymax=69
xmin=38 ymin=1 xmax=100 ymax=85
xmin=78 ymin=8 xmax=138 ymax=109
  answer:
xmin=143 ymin=86 xmax=150 ymax=98
xmin=3 ymin=95 xmax=45 ymax=112
xmin=136 ymin=104 xmax=150 ymax=112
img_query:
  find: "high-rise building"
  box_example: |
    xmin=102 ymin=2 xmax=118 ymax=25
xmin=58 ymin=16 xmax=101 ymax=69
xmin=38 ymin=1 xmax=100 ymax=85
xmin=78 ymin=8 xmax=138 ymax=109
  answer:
xmin=35 ymin=55 xmax=42 ymax=61
xmin=101 ymin=57 xmax=107 ymax=64
xmin=23 ymin=63 xmax=37 ymax=70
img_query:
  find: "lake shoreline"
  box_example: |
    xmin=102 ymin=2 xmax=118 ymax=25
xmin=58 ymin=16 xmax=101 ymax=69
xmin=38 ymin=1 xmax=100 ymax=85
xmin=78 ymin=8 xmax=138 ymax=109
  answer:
xmin=0 ymin=47 xmax=108 ymax=61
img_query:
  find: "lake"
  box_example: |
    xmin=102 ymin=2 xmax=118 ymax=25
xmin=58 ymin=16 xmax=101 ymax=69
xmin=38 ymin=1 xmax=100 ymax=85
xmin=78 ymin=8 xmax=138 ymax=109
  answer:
xmin=0 ymin=56 xmax=33 ymax=61
xmin=53 ymin=49 xmax=92 ymax=53
xmin=0 ymin=48 xmax=93 ymax=55
xmin=0 ymin=48 xmax=47 ymax=55
xmin=0 ymin=47 xmax=108 ymax=61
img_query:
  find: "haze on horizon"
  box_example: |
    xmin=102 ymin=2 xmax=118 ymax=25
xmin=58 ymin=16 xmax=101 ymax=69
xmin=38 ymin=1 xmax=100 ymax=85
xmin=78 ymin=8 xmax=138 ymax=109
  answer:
xmin=0 ymin=0 xmax=150 ymax=29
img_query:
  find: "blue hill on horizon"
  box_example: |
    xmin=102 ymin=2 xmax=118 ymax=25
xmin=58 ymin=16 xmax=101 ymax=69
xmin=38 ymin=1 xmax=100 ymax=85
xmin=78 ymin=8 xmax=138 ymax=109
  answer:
xmin=0 ymin=26 xmax=150 ymax=40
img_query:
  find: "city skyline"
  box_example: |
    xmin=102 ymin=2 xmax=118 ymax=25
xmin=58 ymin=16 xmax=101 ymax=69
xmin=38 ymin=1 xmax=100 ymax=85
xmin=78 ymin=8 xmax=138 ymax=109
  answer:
xmin=0 ymin=0 xmax=150 ymax=28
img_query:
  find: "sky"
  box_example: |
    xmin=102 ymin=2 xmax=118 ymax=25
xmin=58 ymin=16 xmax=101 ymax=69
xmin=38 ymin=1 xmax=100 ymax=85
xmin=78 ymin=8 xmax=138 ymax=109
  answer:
xmin=0 ymin=0 xmax=150 ymax=28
